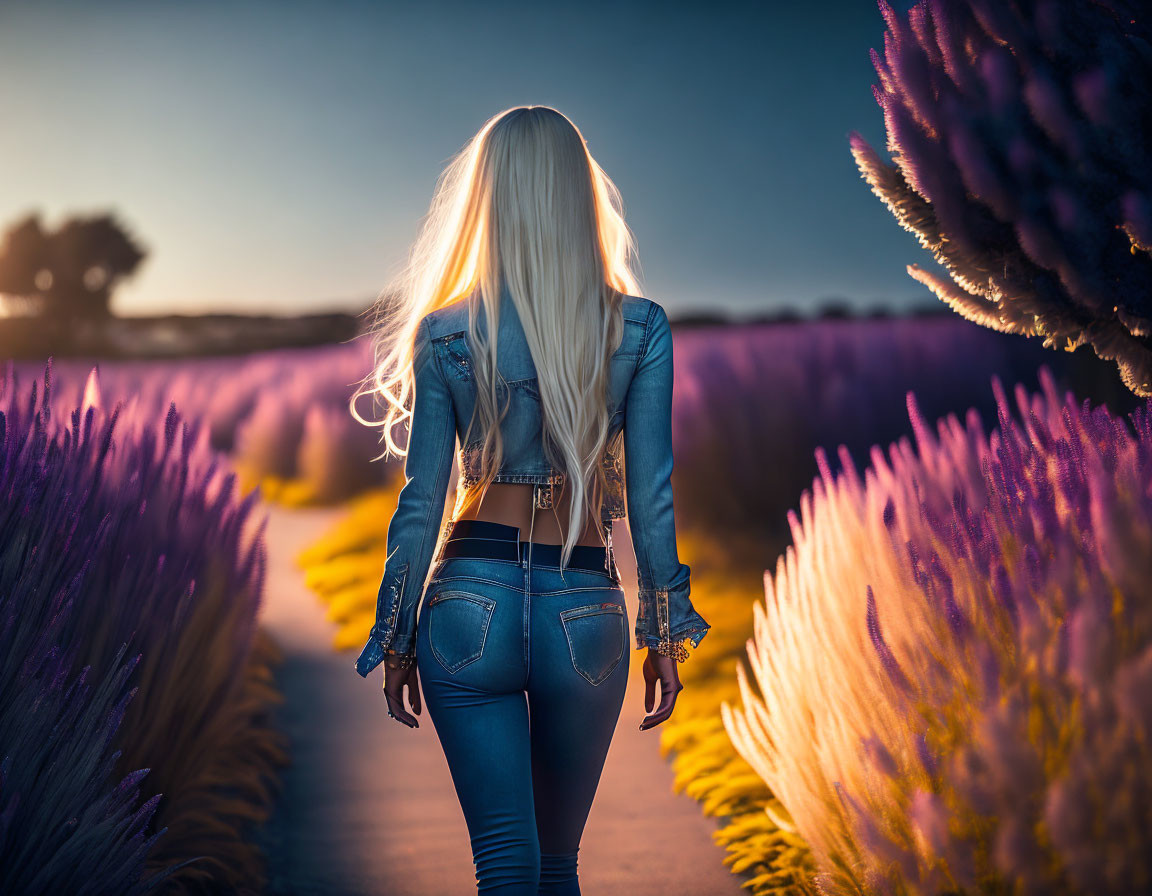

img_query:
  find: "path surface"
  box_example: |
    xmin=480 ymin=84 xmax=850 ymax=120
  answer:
xmin=256 ymin=503 xmax=743 ymax=896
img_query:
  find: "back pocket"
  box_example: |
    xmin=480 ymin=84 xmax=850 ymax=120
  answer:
xmin=428 ymin=591 xmax=497 ymax=674
xmin=560 ymin=603 xmax=626 ymax=686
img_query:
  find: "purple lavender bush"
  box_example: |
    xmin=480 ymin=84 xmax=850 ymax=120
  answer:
xmin=0 ymin=360 xmax=288 ymax=893
xmin=849 ymin=0 xmax=1152 ymax=396
xmin=722 ymin=367 xmax=1152 ymax=894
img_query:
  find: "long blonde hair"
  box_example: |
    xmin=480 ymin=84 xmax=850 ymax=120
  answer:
xmin=351 ymin=105 xmax=642 ymax=567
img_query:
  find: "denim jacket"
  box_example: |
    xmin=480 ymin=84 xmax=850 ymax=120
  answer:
xmin=354 ymin=284 xmax=711 ymax=676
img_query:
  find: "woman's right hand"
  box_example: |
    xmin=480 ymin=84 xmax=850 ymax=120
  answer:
xmin=383 ymin=656 xmax=422 ymax=728
xmin=639 ymin=648 xmax=683 ymax=730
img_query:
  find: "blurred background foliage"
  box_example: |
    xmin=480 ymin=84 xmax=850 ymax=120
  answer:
xmin=0 ymin=211 xmax=145 ymax=319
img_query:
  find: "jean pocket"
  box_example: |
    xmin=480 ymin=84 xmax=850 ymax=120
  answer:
xmin=559 ymin=602 xmax=626 ymax=686
xmin=428 ymin=591 xmax=497 ymax=674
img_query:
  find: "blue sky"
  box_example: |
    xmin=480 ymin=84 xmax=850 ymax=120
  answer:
xmin=0 ymin=0 xmax=931 ymax=318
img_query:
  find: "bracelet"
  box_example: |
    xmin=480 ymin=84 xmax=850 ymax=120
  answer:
xmin=383 ymin=653 xmax=416 ymax=670
xmin=651 ymin=639 xmax=690 ymax=663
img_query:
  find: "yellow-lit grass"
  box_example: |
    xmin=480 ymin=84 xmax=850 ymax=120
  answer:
xmin=296 ymin=479 xmax=410 ymax=650
xmin=665 ymin=527 xmax=818 ymax=895
xmin=236 ymin=468 xmax=325 ymax=508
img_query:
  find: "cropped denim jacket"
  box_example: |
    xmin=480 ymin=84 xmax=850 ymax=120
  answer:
xmin=354 ymin=284 xmax=711 ymax=677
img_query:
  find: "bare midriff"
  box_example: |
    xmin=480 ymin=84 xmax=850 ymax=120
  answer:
xmin=453 ymin=481 xmax=606 ymax=547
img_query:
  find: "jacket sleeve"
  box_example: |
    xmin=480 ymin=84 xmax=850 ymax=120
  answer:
xmin=624 ymin=302 xmax=711 ymax=661
xmin=355 ymin=315 xmax=456 ymax=677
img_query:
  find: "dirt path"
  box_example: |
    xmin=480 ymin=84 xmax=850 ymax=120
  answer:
xmin=256 ymin=503 xmax=743 ymax=896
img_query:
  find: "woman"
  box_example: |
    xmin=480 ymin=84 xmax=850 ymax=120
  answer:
xmin=351 ymin=105 xmax=711 ymax=895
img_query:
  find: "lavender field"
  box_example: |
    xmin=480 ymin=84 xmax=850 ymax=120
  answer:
xmin=6 ymin=0 xmax=1149 ymax=891
xmin=671 ymin=314 xmax=1137 ymax=547
xmin=3 ymin=309 xmax=1146 ymax=894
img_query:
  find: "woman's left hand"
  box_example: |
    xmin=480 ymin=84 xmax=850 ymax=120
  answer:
xmin=639 ymin=648 xmax=683 ymax=730
xmin=383 ymin=657 xmax=422 ymax=728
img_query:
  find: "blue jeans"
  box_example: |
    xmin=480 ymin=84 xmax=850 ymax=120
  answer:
xmin=416 ymin=520 xmax=630 ymax=895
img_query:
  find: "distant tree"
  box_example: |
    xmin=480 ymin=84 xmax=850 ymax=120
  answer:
xmin=849 ymin=0 xmax=1152 ymax=396
xmin=0 ymin=212 xmax=146 ymax=318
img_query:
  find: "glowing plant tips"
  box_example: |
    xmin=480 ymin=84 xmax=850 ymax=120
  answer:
xmin=723 ymin=368 xmax=1152 ymax=894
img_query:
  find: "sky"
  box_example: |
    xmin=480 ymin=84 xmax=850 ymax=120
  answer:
xmin=0 ymin=0 xmax=931 ymax=319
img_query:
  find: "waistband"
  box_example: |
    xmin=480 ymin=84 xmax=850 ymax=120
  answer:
xmin=441 ymin=519 xmax=614 ymax=575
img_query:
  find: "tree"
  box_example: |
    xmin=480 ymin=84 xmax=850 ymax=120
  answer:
xmin=849 ymin=0 xmax=1152 ymax=396
xmin=0 ymin=211 xmax=146 ymax=318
